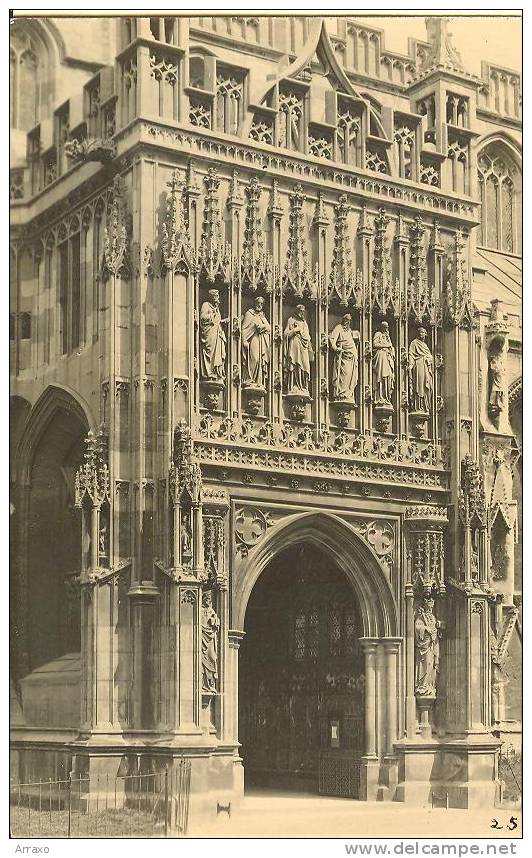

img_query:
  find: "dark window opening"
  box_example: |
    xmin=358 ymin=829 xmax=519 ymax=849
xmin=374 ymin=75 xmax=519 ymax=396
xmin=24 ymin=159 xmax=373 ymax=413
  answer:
xmin=59 ymin=241 xmax=68 ymax=354
xmin=20 ymin=312 xmax=31 ymax=340
xmin=150 ymin=17 xmax=160 ymax=40
xmin=164 ymin=17 xmax=175 ymax=44
xmin=189 ymin=56 xmax=205 ymax=90
xmin=71 ymin=234 xmax=81 ymax=350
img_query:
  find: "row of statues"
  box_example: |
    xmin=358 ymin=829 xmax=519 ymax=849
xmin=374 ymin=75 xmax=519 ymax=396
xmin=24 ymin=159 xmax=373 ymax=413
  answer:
xmin=199 ymin=289 xmax=434 ymax=412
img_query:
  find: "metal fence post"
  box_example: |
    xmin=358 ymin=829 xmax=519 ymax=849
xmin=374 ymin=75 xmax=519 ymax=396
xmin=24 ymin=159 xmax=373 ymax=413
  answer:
xmin=67 ymin=771 xmax=72 ymax=838
xmin=164 ymin=766 xmax=169 ymax=837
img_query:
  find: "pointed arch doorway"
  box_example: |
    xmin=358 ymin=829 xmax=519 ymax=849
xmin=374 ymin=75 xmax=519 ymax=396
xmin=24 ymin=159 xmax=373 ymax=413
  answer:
xmin=12 ymin=386 xmax=91 ymax=677
xmin=235 ymin=511 xmax=401 ymax=800
xmin=239 ymin=541 xmax=365 ymax=795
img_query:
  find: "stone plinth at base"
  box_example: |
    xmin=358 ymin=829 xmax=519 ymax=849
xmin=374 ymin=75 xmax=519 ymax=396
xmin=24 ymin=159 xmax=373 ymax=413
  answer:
xmin=394 ymin=736 xmax=502 ymax=808
xmin=358 ymin=756 xmax=381 ymax=800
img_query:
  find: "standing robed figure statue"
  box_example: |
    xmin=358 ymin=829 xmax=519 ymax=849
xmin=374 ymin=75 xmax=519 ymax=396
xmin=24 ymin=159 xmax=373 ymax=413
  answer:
xmin=329 ymin=313 xmax=360 ymax=403
xmin=241 ymin=296 xmax=271 ymax=390
xmin=372 ymin=320 xmax=395 ymax=405
xmin=199 ymin=289 xmax=228 ymax=381
xmin=408 ymin=326 xmax=434 ymax=414
xmin=283 ymin=304 xmax=314 ymax=397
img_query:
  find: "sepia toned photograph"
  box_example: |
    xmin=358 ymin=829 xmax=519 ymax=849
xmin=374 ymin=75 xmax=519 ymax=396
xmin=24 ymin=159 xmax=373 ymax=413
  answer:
xmin=9 ymin=9 xmax=522 ymax=843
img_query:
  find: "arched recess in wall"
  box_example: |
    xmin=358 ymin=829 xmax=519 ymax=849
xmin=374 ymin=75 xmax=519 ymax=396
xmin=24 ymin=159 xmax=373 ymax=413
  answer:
xmin=12 ymin=385 xmax=94 ymax=675
xmin=10 ymin=18 xmax=62 ymax=131
xmin=477 ymin=135 xmax=522 ymax=255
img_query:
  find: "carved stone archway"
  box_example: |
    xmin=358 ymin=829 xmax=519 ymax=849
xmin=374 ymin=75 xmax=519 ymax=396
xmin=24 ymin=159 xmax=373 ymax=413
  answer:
xmin=11 ymin=384 xmax=93 ymax=678
xmin=234 ymin=511 xmax=398 ymax=636
xmin=230 ymin=511 xmax=401 ymax=800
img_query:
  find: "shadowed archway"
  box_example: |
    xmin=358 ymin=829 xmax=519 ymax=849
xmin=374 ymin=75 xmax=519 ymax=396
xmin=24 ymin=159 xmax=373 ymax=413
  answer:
xmin=12 ymin=385 xmax=92 ymax=675
xmin=234 ymin=511 xmax=398 ymax=637
xmin=235 ymin=512 xmax=400 ymax=798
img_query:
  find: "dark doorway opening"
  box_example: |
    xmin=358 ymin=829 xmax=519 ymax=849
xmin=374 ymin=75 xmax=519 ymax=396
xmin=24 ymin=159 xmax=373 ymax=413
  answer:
xmin=25 ymin=407 xmax=86 ymax=671
xmin=239 ymin=543 xmax=365 ymax=795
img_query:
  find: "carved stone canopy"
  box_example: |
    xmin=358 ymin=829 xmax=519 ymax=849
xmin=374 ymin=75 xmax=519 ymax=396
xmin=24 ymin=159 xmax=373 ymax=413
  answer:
xmin=459 ymin=454 xmax=487 ymax=528
xmin=171 ymin=420 xmax=203 ymax=504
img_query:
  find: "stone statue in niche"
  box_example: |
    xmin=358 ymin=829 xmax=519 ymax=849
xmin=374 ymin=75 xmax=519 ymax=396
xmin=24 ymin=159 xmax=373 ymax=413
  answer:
xmin=408 ymin=326 xmax=434 ymax=414
xmin=471 ymin=544 xmax=480 ymax=582
xmin=181 ymin=511 xmax=192 ymax=564
xmin=372 ymin=321 xmax=395 ymax=406
xmin=241 ymin=296 xmax=271 ymax=391
xmin=491 ymin=542 xmax=509 ymax=581
xmin=489 ymin=629 xmax=507 ymax=725
xmin=488 ymin=348 xmax=506 ymax=420
xmin=460 ymin=540 xmax=480 ymax=583
xmin=201 ymin=590 xmax=220 ymax=694
xmin=414 ymin=597 xmax=441 ymax=696
xmin=283 ymin=304 xmax=314 ymax=398
xmin=98 ymin=516 xmax=108 ymax=559
xmin=329 ymin=313 xmax=360 ymax=404
xmin=199 ymin=289 xmax=227 ymax=382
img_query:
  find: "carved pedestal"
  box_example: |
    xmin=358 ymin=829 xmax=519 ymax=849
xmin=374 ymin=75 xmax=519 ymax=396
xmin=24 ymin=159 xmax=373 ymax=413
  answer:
xmin=201 ymin=691 xmax=217 ymax=734
xmin=410 ymin=410 xmax=430 ymax=439
xmin=243 ymin=383 xmax=266 ymax=416
xmin=417 ymin=695 xmax=436 ymax=740
xmin=332 ymin=398 xmax=355 ymax=428
xmin=373 ymin=401 xmax=393 ymax=432
xmin=284 ymin=391 xmax=311 ymax=422
xmin=201 ymin=379 xmax=225 ymax=411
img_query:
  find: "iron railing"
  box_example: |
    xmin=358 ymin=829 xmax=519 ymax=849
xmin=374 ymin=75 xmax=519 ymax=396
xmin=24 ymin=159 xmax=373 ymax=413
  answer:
xmin=10 ymin=760 xmax=191 ymax=838
xmin=498 ymin=746 xmax=521 ymax=803
xmin=318 ymin=754 xmax=362 ymax=799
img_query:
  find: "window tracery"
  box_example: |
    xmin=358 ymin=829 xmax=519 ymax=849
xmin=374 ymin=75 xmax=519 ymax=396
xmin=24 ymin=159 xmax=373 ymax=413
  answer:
xmin=248 ymin=76 xmax=389 ymax=174
xmin=216 ymin=67 xmax=244 ymax=135
xmin=477 ymin=144 xmax=521 ymax=254
xmin=278 ymin=89 xmax=304 ymax=151
xmin=10 ymin=22 xmax=43 ymax=131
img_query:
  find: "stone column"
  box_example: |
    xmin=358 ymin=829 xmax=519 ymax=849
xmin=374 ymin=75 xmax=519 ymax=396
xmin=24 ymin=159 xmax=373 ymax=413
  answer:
xmin=405 ymin=581 xmax=417 ymax=738
xmin=79 ymin=577 xmax=124 ymax=737
xmin=360 ymin=638 xmax=379 ymax=758
xmin=226 ymin=630 xmax=245 ymax=744
xmin=179 ymin=585 xmax=202 ymax=732
xmin=357 ymin=208 xmax=373 ymax=434
xmin=226 ymin=629 xmax=246 ymax=801
xmin=383 ymin=639 xmax=401 ymax=755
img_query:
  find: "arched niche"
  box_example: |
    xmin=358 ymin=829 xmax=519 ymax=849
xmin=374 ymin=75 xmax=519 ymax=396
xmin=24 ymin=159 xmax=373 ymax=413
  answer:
xmin=12 ymin=385 xmax=93 ymax=674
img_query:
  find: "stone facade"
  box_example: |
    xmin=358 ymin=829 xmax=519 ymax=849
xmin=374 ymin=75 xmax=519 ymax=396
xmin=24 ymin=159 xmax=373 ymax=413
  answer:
xmin=10 ymin=15 xmax=521 ymax=826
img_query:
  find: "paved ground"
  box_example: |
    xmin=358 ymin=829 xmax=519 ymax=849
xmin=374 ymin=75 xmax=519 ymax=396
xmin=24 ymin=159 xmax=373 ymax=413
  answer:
xmin=194 ymin=789 xmax=522 ymax=839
